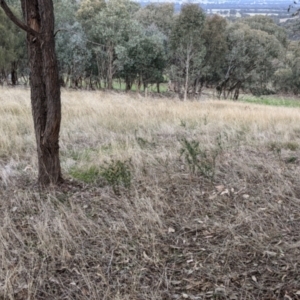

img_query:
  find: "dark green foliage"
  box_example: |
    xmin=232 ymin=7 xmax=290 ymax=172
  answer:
xmin=135 ymin=3 xmax=174 ymax=37
xmin=171 ymin=4 xmax=205 ymax=44
xmin=274 ymin=41 xmax=300 ymax=95
xmin=0 ymin=7 xmax=25 ymax=85
xmin=217 ymin=16 xmax=286 ymax=100
xmin=2 ymin=0 xmax=298 ymax=97
xmin=285 ymin=156 xmax=298 ymax=164
xmin=115 ymin=25 xmax=167 ymax=91
xmin=250 ymin=87 xmax=276 ymax=97
xmin=201 ymin=15 xmax=228 ymax=86
xmin=170 ymin=4 xmax=206 ymax=100
xmin=242 ymin=15 xmax=287 ymax=46
xmin=76 ymin=0 xmax=106 ymax=29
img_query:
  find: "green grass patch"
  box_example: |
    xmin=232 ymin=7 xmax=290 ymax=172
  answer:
xmin=69 ymin=166 xmax=100 ymax=183
xmin=240 ymin=96 xmax=300 ymax=108
xmin=69 ymin=159 xmax=132 ymax=193
xmin=267 ymin=141 xmax=299 ymax=152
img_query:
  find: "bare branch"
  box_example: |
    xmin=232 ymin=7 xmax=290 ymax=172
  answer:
xmin=54 ymin=28 xmax=70 ymax=37
xmin=86 ymin=39 xmax=105 ymax=47
xmin=0 ymin=0 xmax=39 ymax=37
xmin=53 ymin=28 xmax=105 ymax=48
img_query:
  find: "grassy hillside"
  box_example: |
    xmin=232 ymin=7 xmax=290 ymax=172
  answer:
xmin=1 ymin=88 xmax=300 ymax=299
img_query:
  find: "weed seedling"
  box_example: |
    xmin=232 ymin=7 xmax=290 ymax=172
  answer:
xmin=100 ymin=159 xmax=132 ymax=194
xmin=180 ymin=136 xmax=221 ymax=182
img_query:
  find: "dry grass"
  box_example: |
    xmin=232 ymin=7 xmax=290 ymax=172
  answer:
xmin=1 ymin=87 xmax=300 ymax=299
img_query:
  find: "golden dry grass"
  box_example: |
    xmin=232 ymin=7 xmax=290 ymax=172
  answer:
xmin=1 ymin=87 xmax=300 ymax=299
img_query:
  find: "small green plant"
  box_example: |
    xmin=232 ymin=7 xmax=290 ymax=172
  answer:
xmin=180 ymin=137 xmax=221 ymax=181
xmin=268 ymin=141 xmax=282 ymax=161
xmin=135 ymin=136 xmax=156 ymax=149
xmin=216 ymin=132 xmax=224 ymax=151
xmin=285 ymin=156 xmax=297 ymax=164
xmin=180 ymin=120 xmax=187 ymax=128
xmin=274 ymin=146 xmax=282 ymax=161
xmin=100 ymin=159 xmax=132 ymax=194
xmin=284 ymin=141 xmax=299 ymax=151
xmin=268 ymin=141 xmax=298 ymax=153
xmin=135 ymin=130 xmax=156 ymax=149
xmin=203 ymin=113 xmax=209 ymax=125
xmin=70 ymin=166 xmax=100 ymax=183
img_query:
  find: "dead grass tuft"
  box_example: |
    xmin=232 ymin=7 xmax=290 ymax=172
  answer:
xmin=1 ymin=87 xmax=300 ymax=299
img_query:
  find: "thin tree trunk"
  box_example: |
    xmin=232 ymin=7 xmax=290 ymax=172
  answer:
xmin=107 ymin=44 xmax=113 ymax=90
xmin=66 ymin=69 xmax=71 ymax=88
xmin=89 ymin=73 xmax=93 ymax=90
xmin=125 ymin=77 xmax=131 ymax=91
xmin=2 ymin=69 xmax=9 ymax=85
xmin=96 ymin=52 xmax=102 ymax=89
xmin=137 ymin=75 xmax=141 ymax=92
xmin=184 ymin=53 xmax=190 ymax=101
xmin=11 ymin=61 xmax=17 ymax=85
xmin=144 ymin=82 xmax=148 ymax=97
xmin=0 ymin=68 xmax=4 ymax=86
xmin=233 ymin=81 xmax=241 ymax=100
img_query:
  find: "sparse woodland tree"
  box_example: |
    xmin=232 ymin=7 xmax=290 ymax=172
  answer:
xmin=88 ymin=0 xmax=140 ymax=90
xmin=56 ymin=22 xmax=91 ymax=88
xmin=54 ymin=0 xmax=92 ymax=88
xmin=217 ymin=17 xmax=286 ymax=100
xmin=243 ymin=15 xmax=287 ymax=46
xmin=0 ymin=0 xmax=63 ymax=186
xmin=115 ymin=24 xmax=167 ymax=93
xmin=76 ymin=0 xmax=106 ymax=31
xmin=170 ymin=4 xmax=206 ymax=101
xmin=135 ymin=3 xmax=175 ymax=38
xmin=274 ymin=41 xmax=300 ymax=94
xmin=76 ymin=0 xmax=107 ymax=88
xmin=201 ymin=15 xmax=228 ymax=87
xmin=0 ymin=0 xmax=297 ymax=116
xmin=0 ymin=7 xmax=25 ymax=85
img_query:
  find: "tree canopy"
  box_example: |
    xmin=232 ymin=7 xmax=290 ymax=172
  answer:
xmin=0 ymin=0 xmax=298 ymax=98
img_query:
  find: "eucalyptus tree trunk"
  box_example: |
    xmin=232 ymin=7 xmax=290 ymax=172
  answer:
xmin=156 ymin=82 xmax=160 ymax=93
xmin=184 ymin=55 xmax=189 ymax=101
xmin=11 ymin=61 xmax=17 ymax=85
xmin=107 ymin=43 xmax=114 ymax=90
xmin=1 ymin=0 xmax=63 ymax=186
xmin=184 ymin=46 xmax=192 ymax=102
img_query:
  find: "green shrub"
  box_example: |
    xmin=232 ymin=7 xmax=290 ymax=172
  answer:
xmin=180 ymin=137 xmax=221 ymax=181
xmin=100 ymin=159 xmax=132 ymax=194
